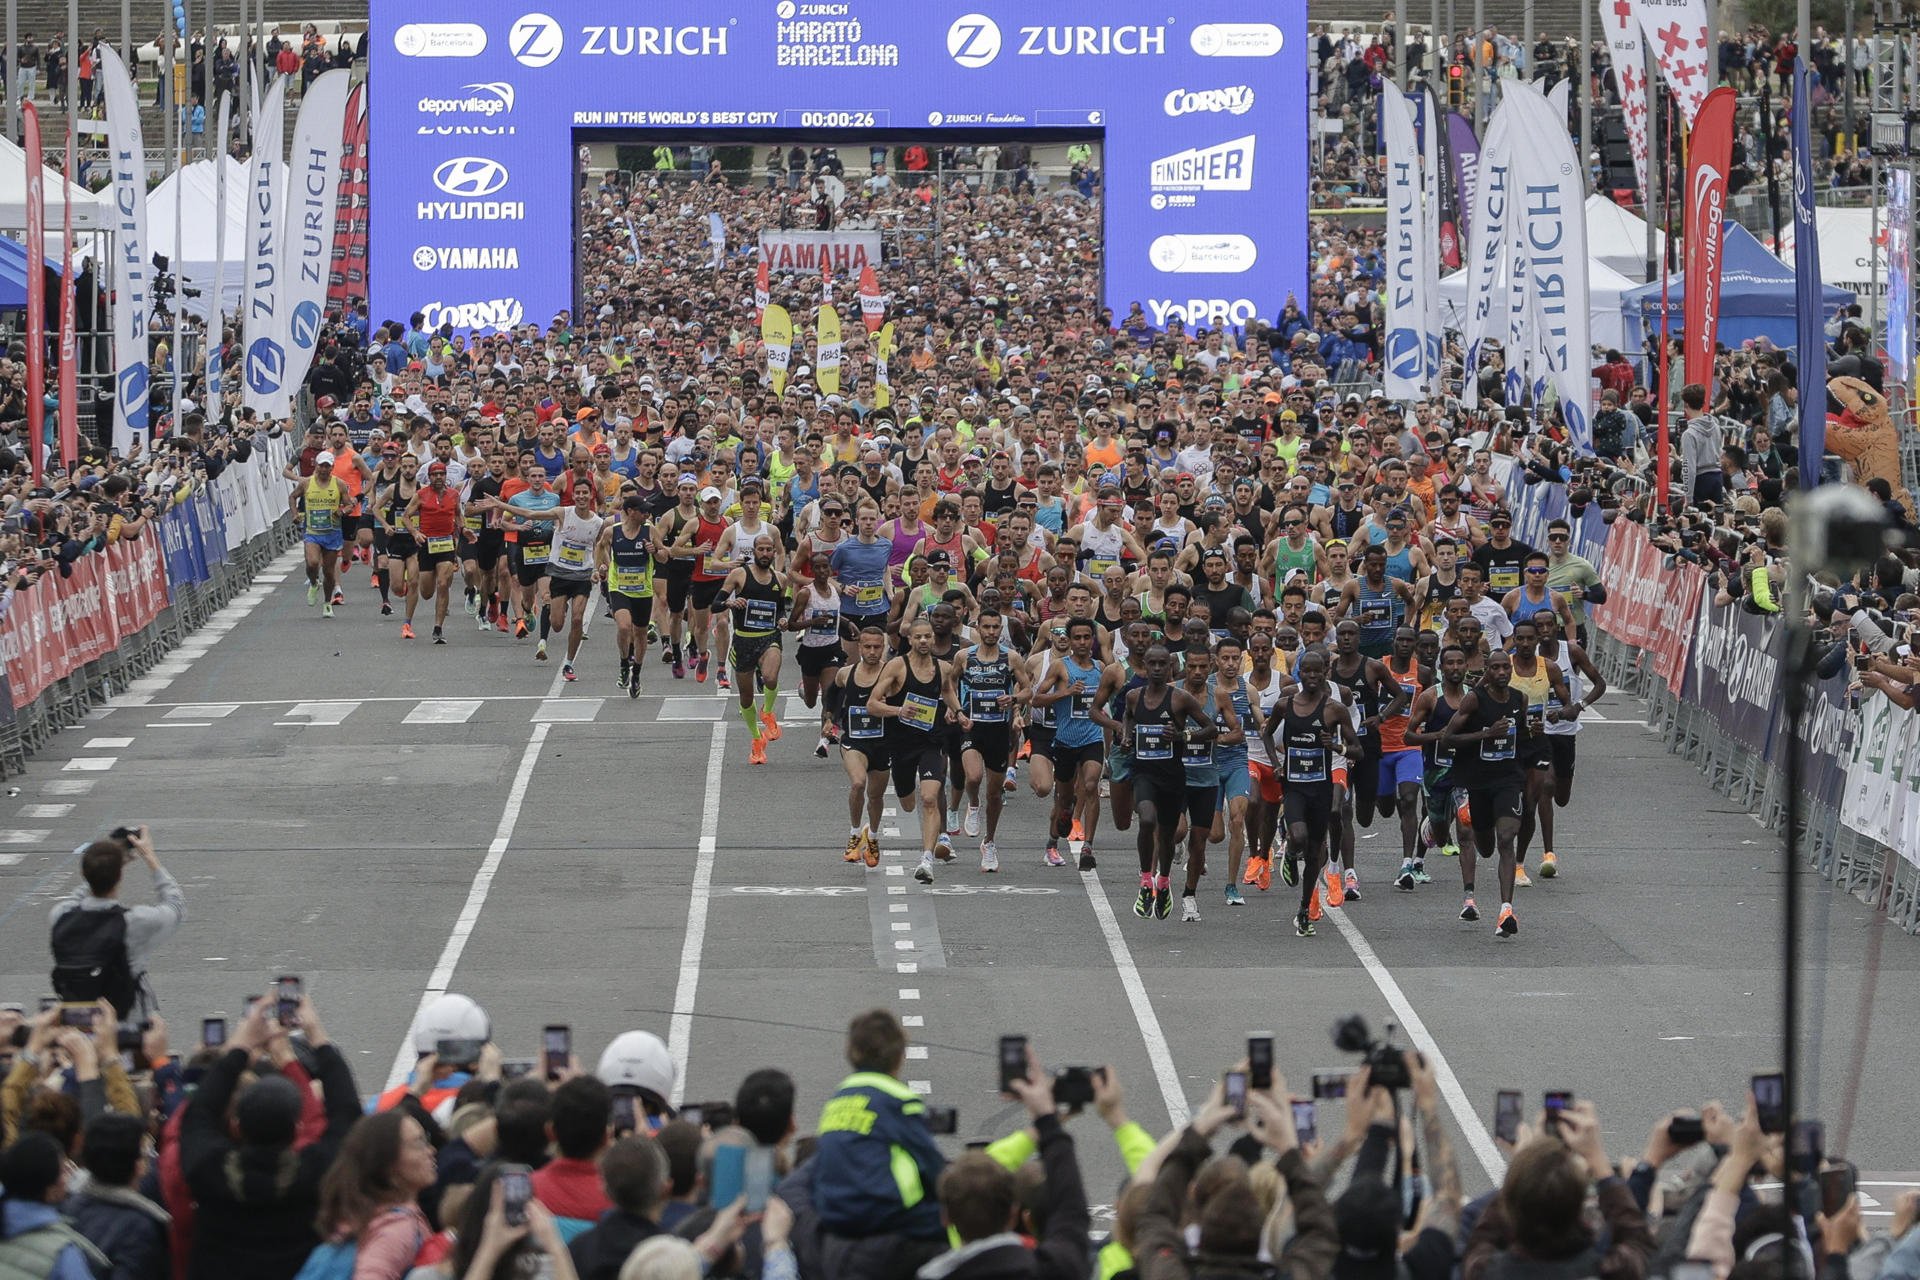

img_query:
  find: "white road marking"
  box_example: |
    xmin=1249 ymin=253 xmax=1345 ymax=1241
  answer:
xmin=83 ymin=738 xmax=133 ymax=749
xmin=43 ymin=780 xmax=94 ymax=795
xmin=404 ymin=699 xmax=483 ymax=725
xmin=897 ymin=961 xmax=918 ymax=973
xmin=899 ymin=988 xmax=920 ymax=999
xmin=0 ymin=830 xmax=50 ymax=844
xmin=63 ymin=758 xmax=117 ymax=772
xmin=382 ymin=721 xmax=553 ymax=1094
xmin=1324 ymin=908 xmax=1506 ymax=1183
xmin=531 ymin=698 xmax=603 ymax=722
xmin=909 ymin=1080 xmax=932 ymax=1094
xmin=657 ymin=697 xmax=724 ymax=721
xmin=168 ymin=704 xmax=238 ymax=719
xmin=906 ymin=1046 xmax=928 ymax=1059
xmin=665 ymin=720 xmax=729 ymax=1107
xmin=1079 ymin=872 xmax=1190 ymax=1128
xmin=18 ymin=805 xmax=71 ymax=819
xmin=276 ymin=701 xmax=358 ymax=726
xmin=0 ymin=854 xmax=21 ymax=866
xmin=149 ymin=723 xmax=211 ymax=729
xmin=902 ymin=1015 xmax=924 ymax=1027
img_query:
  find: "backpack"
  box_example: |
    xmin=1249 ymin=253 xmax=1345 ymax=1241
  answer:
xmin=291 ymin=1240 xmax=358 ymax=1280
xmin=49 ymin=905 xmax=138 ymax=1019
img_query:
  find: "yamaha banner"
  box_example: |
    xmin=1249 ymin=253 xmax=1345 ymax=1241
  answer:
xmin=1681 ymin=87 xmax=1735 ymax=405
xmin=1381 ymin=84 xmax=1427 ymax=402
xmin=98 ymin=46 xmax=150 ymax=453
xmin=1790 ymin=59 xmax=1825 ymax=486
xmin=274 ymin=69 xmax=353 ymax=418
xmin=241 ymin=74 xmax=289 ymax=419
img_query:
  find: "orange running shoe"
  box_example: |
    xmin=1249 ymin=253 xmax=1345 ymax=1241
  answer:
xmin=1241 ymin=855 xmax=1265 ymax=886
xmin=1255 ymin=856 xmax=1273 ymax=891
xmin=1307 ymin=884 xmax=1324 ymax=921
xmin=862 ymin=831 xmax=880 ymax=868
xmin=844 ymin=833 xmax=863 ymax=863
xmin=400 ymin=622 xmax=415 ymax=640
xmin=1323 ymin=866 xmax=1345 ymax=907
xmin=1069 ymin=818 xmax=1085 ymax=842
xmin=1017 ymin=738 xmax=1032 ymax=761
xmin=760 ymin=711 xmax=783 ymax=742
xmin=749 ymin=738 xmax=767 ymax=765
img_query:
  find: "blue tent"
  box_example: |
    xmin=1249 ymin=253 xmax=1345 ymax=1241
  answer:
xmin=1619 ymin=222 xmax=1854 ymax=355
xmin=0 ymin=235 xmax=65 ymax=311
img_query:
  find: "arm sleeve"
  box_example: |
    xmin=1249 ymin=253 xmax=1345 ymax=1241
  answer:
xmin=1113 ymin=1121 xmax=1156 ymax=1175
xmin=984 ymin=1129 xmax=1036 ymax=1172
xmin=1276 ymin=1146 xmax=1342 ymax=1280
xmin=1032 ymin=1115 xmax=1091 ymax=1280
xmin=1685 ymin=1187 xmax=1740 ymax=1280
xmin=1353 ymin=1122 xmax=1397 ymax=1182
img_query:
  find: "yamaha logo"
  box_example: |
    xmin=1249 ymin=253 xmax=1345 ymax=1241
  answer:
xmin=434 ymin=157 xmax=509 ymax=197
xmin=290 ymin=301 xmax=323 ymax=351
xmin=946 ymin=14 xmax=1001 ymax=68
xmin=509 ymin=12 xmax=563 ymax=66
xmin=246 ymin=339 xmax=286 ymax=395
xmin=413 ymin=246 xmax=437 ymax=269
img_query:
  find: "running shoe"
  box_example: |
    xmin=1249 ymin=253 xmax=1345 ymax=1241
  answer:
xmin=823 ymin=722 xmax=841 ymax=744
xmin=432 ymin=628 xmax=446 ymax=646
xmin=1241 ymin=855 xmax=1266 ymax=886
xmin=1153 ymin=886 xmax=1171 ymax=920
xmin=1307 ymin=885 xmax=1324 ymax=921
xmin=1045 ymin=839 xmax=1065 ymax=868
xmin=1225 ymin=884 xmax=1245 ymax=906
xmin=535 ymin=639 xmax=549 ymax=661
xmin=307 ymin=583 xmax=319 ymax=607
xmin=331 ymin=589 xmax=344 ymax=606
xmin=1456 ymin=800 xmax=1472 ymax=829
xmin=1295 ymin=910 xmax=1315 ymax=937
xmin=1077 ymin=848 xmax=1097 ymax=872
xmin=1496 ymin=904 xmax=1518 ymax=938
xmin=381 ymin=602 xmax=393 ymax=616
xmin=1514 ymin=865 xmax=1533 ymax=888
xmin=1069 ymin=817 xmax=1085 ymax=842
xmin=498 ymin=615 xmax=511 ymax=634
xmin=1412 ymin=863 xmax=1432 ymax=884
xmin=863 ymin=832 xmax=880 ymax=868
xmin=1344 ymin=868 xmax=1362 ymax=901
xmin=963 ymin=805 xmax=981 ymax=837
xmin=562 ymin=662 xmax=577 ymax=682
xmin=1323 ymin=867 xmax=1345 ymax=907
xmin=1460 ymin=896 xmax=1479 ymax=921
xmin=935 ymin=833 xmax=955 ymax=862
xmin=814 ymin=735 xmax=830 ymax=758
xmin=464 ymin=592 xmax=477 ymax=616
xmin=619 ymin=659 xmax=631 ymax=689
xmin=1132 ymin=884 xmax=1152 ymax=918
xmin=1002 ymin=772 xmax=1018 ymax=792
xmin=476 ymin=611 xmax=488 ymax=631
xmin=401 ymin=622 xmax=415 ymax=640
xmin=1278 ymin=853 xmax=1298 ymax=888
xmin=980 ymin=842 xmax=999 ymax=873
xmin=629 ymin=668 xmax=643 ymax=700
xmin=717 ymin=670 xmax=731 ymax=691
xmin=1397 ymin=861 xmax=1417 ymax=892
xmin=515 ymin=618 xmax=529 ymax=639
xmin=1181 ymin=895 xmax=1201 ymax=923
xmin=672 ymin=653 xmax=686 ymax=679
xmin=760 ymin=712 xmax=782 ymax=742
xmin=647 ymin=622 xmax=659 ymax=645
xmin=945 ymin=806 xmax=962 ymax=835
xmin=1540 ymin=851 xmax=1559 ymax=878
xmin=914 ymin=852 xmax=934 ymax=883
xmin=844 ymin=833 xmax=863 ymax=863
xmin=749 ymin=737 xmax=767 ymax=765
xmin=322 ymin=603 xmax=334 ymax=619
xmin=1440 ymin=843 xmax=1461 ymax=859
xmin=1254 ymin=855 xmax=1273 ymax=891
xmin=695 ymin=651 xmax=710 ymax=683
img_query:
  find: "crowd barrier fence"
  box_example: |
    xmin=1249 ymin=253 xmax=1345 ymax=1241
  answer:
xmin=0 ymin=436 xmax=298 ymax=772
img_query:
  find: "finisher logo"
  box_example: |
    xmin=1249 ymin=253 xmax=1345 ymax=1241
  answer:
xmin=1148 ymin=135 xmax=1254 ymax=208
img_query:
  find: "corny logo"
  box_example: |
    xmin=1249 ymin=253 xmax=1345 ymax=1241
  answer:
xmin=1163 ymin=85 xmax=1254 ymax=117
xmin=419 ymin=298 xmax=526 ymax=331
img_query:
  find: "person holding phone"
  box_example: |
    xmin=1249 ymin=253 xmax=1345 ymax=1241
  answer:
xmin=49 ymin=826 xmax=184 ymax=1023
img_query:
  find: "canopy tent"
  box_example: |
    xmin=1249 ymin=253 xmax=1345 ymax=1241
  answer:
xmin=1585 ymin=193 xmax=1665 ymax=282
xmin=1436 ymin=256 xmax=1637 ymax=354
xmin=144 ymin=157 xmax=256 ymax=321
xmin=1779 ymin=207 xmax=1888 ymax=299
xmin=0 ymin=134 xmax=111 ymax=232
xmin=1619 ymin=223 xmax=1855 ymax=356
xmin=0 ymin=233 xmax=66 ymax=309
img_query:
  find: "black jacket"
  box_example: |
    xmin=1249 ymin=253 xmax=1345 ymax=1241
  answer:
xmin=915 ymin=1114 xmax=1088 ymax=1280
xmin=570 ymin=1209 xmax=664 ymax=1280
xmin=177 ymin=1044 xmax=362 ymax=1280
xmin=66 ymin=1185 xmax=170 ymax=1280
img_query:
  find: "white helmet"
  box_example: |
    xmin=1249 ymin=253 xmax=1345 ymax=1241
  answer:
xmin=410 ymin=994 xmax=491 ymax=1055
xmin=597 ymin=1030 xmax=675 ymax=1100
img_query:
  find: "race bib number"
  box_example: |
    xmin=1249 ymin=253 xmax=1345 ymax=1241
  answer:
xmin=1481 ymin=724 xmax=1516 ymax=762
xmin=846 ymin=707 xmax=884 ymax=739
xmin=1087 ymin=557 xmax=1117 ymax=576
xmin=806 ymin=611 xmax=839 ymax=639
xmin=854 ymin=583 xmax=885 ymax=606
xmin=1134 ymin=724 xmax=1174 ymax=761
xmin=1181 ymin=738 xmax=1213 ymax=767
xmin=1069 ymin=689 xmax=1094 ymax=721
xmin=610 ymin=567 xmax=652 ymax=594
xmin=462 ymin=514 xmax=484 ymax=532
xmin=1490 ymin=569 xmax=1520 ymax=590
xmin=557 ymin=543 xmax=588 ymax=568
xmin=427 ymin=536 xmax=455 ymax=555
xmin=1286 ymin=746 xmax=1328 ymax=783
xmin=523 ymin=542 xmax=552 ymax=566
xmin=307 ymin=508 xmax=337 ymax=533
xmin=702 ymin=554 xmax=730 ymax=576
xmin=970 ymin=690 xmax=1007 ymax=724
xmin=743 ymin=598 xmax=780 ymax=632
xmin=1434 ymin=743 xmax=1456 ymax=770
xmin=899 ymin=692 xmax=939 ymax=731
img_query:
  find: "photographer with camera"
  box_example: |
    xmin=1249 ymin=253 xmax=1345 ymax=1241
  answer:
xmin=48 ymin=827 xmax=184 ymax=1023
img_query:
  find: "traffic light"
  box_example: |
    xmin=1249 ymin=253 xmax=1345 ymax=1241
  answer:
xmin=1447 ymin=63 xmax=1466 ymax=111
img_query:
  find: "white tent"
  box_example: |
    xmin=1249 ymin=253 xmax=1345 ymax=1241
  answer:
xmin=0 ymin=133 xmax=111 ymax=232
xmin=1585 ymin=193 xmax=1665 ymax=282
xmin=145 ymin=157 xmax=259 ymax=320
xmin=1436 ymin=256 xmax=1638 ymax=354
xmin=1779 ymin=207 xmax=1888 ymax=299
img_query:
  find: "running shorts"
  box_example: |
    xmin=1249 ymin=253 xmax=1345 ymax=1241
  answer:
xmin=690 ymin=579 xmax=723 ymax=611
xmin=731 ymin=633 xmax=780 ymax=672
xmin=1106 ymin=743 xmax=1133 ymax=785
xmin=665 ymin=566 xmax=694 ymax=612
xmin=1216 ymin=754 xmax=1251 ymax=804
xmin=548 ymin=575 xmax=593 ymax=600
xmin=1282 ymin=788 xmax=1334 ymax=847
xmin=416 ymin=542 xmax=458 ymax=575
xmin=610 ymin=593 xmax=655 ymax=628
xmin=890 ymin=739 xmax=947 ymax=798
xmin=1249 ymin=758 xmax=1284 ymax=805
xmin=304 ymin=530 xmax=343 ymax=551
xmin=1422 ymin=765 xmax=1457 ymax=814
xmin=1131 ymin=766 xmax=1187 ymax=824
xmin=1377 ymin=748 xmax=1423 ymax=793
xmin=516 ymin=559 xmax=549 ymax=589
xmin=1051 ymin=738 xmax=1104 ymax=780
xmin=842 ymin=735 xmax=891 ymax=772
xmin=1547 ymin=735 xmax=1575 ymax=779
xmin=1025 ymin=723 xmax=1055 ymax=763
xmin=798 ymin=644 xmax=844 ymax=680
xmin=1467 ymin=783 xmax=1524 ymax=840
xmin=962 ymin=723 xmax=1012 ymax=774
xmin=464 ymin=532 xmax=504 ymax=571
xmin=1183 ymin=781 xmax=1223 ymax=826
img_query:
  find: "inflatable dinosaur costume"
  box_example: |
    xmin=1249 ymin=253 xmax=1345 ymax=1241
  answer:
xmin=1826 ymin=376 xmax=1915 ymax=521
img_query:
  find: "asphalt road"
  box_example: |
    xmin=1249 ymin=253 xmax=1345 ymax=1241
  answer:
xmin=1 ymin=550 xmax=1914 ymax=1209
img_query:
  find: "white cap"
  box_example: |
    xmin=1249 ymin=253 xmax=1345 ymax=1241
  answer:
xmin=597 ymin=1030 xmax=675 ymax=1099
xmin=410 ymin=993 xmax=490 ymax=1055
xmin=699 ymin=486 xmax=723 ymax=502
xmin=314 ymin=450 xmax=336 ymax=466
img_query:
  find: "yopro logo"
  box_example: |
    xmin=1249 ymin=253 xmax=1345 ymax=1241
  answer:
xmin=946 ymin=14 xmax=1000 ymax=67
xmin=419 ymin=298 xmax=526 ymax=332
xmin=245 ymin=338 xmax=286 ymax=395
xmin=1148 ymin=135 xmax=1255 ymax=208
xmin=509 ymin=13 xmax=563 ymax=66
xmin=1146 ymin=298 xmax=1259 ymax=328
xmin=1163 ymin=85 xmax=1254 ymax=117
xmin=434 ymin=157 xmax=509 ymax=198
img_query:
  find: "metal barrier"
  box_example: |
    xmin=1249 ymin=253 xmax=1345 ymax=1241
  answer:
xmin=0 ymin=508 xmax=299 ymax=778
xmin=1587 ymin=627 xmax=1920 ymax=935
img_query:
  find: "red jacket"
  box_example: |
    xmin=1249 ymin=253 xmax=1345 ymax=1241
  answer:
xmin=530 ymin=1155 xmax=611 ymax=1225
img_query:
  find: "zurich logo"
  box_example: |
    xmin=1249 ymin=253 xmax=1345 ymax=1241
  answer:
xmin=946 ymin=14 xmax=1001 ymax=67
xmin=509 ymin=12 xmax=562 ymax=67
xmin=116 ymin=363 xmax=148 ymax=410
xmin=290 ymin=301 xmax=323 ymax=351
xmin=1385 ymin=329 xmax=1422 ymax=381
xmin=246 ymin=339 xmax=286 ymax=395
xmin=434 ymin=157 xmax=509 ymax=197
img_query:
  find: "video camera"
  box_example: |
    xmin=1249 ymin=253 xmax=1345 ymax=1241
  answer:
xmin=1332 ymin=1013 xmax=1409 ymax=1090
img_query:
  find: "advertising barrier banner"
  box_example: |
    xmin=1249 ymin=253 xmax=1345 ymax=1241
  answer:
xmin=758 ymin=231 xmax=881 ymax=274
xmin=1840 ymin=691 xmax=1920 ymax=867
xmin=0 ymin=534 xmax=168 ymax=710
xmin=1590 ymin=519 xmax=1701 ymax=694
xmin=1689 ymin=580 xmax=1782 ymax=756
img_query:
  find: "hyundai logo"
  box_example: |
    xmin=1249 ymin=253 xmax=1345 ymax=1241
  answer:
xmin=946 ymin=14 xmax=1001 ymax=68
xmin=246 ymin=339 xmax=286 ymax=395
xmin=290 ymin=302 xmax=323 ymax=351
xmin=510 ymin=12 xmax=563 ymax=67
xmin=116 ymin=364 xmax=148 ymax=411
xmin=434 ymin=157 xmax=509 ymax=197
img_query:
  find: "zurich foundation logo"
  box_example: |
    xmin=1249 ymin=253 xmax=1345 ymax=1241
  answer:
xmin=290 ymin=301 xmax=323 ymax=351
xmin=247 ymin=339 xmax=286 ymax=395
